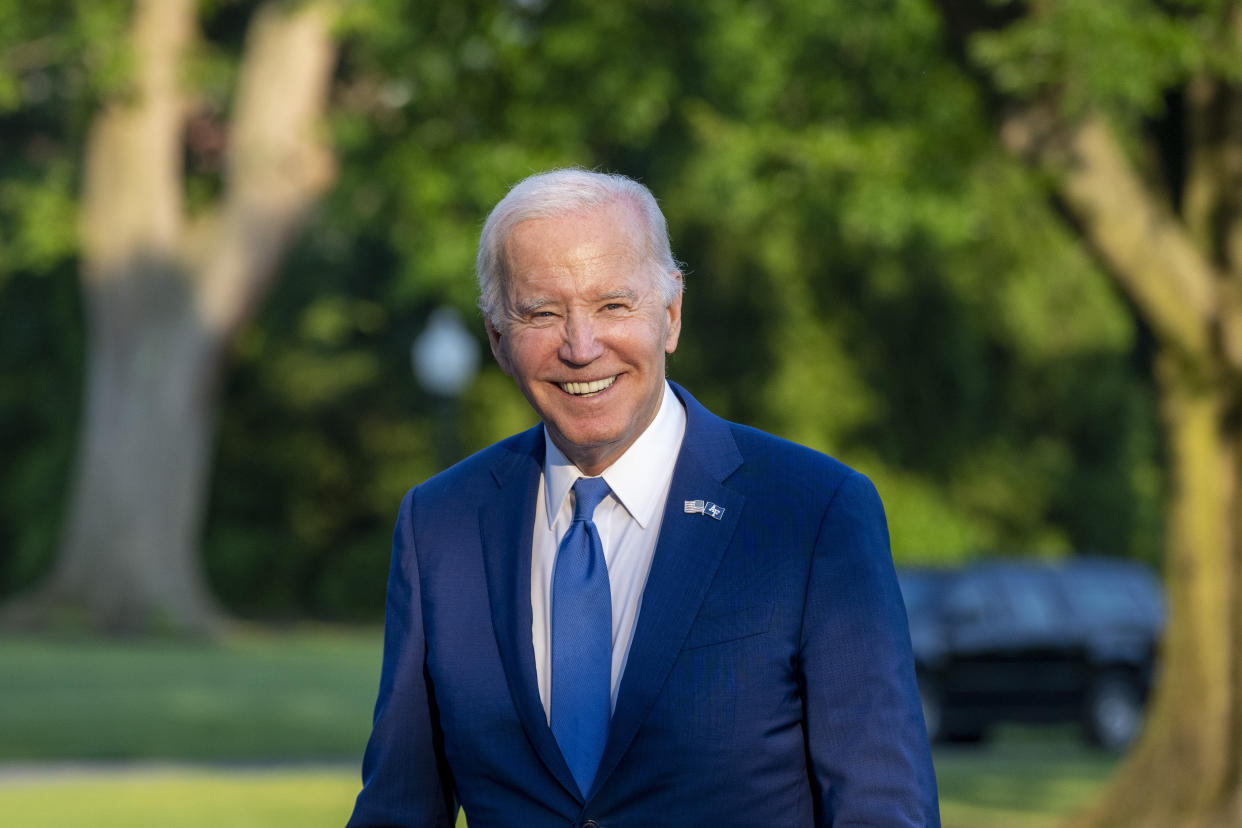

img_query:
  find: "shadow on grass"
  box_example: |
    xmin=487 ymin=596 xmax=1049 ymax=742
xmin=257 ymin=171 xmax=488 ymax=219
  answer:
xmin=935 ymin=726 xmax=1123 ymax=828
xmin=0 ymin=627 xmax=383 ymax=761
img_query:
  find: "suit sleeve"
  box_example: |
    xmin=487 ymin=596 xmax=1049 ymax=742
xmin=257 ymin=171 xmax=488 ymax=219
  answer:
xmin=347 ymin=488 xmax=458 ymax=828
xmin=800 ymin=471 xmax=940 ymax=827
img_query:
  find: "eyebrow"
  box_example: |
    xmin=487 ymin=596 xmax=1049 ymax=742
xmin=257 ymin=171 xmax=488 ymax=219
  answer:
xmin=513 ymin=297 xmax=553 ymax=316
xmin=513 ymin=288 xmax=638 ymax=316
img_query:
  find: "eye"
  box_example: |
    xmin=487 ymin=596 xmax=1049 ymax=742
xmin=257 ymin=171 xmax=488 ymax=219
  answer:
xmin=603 ymin=303 xmax=626 ymax=311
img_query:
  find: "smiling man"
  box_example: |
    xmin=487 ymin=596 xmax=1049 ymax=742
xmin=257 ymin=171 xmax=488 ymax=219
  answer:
xmin=347 ymin=169 xmax=940 ymax=827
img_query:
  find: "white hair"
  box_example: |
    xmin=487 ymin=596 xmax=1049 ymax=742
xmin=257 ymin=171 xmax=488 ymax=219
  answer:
xmin=476 ymin=168 xmax=682 ymax=328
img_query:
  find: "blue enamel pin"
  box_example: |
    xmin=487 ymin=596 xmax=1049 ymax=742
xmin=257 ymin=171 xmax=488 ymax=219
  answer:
xmin=684 ymin=499 xmax=725 ymax=520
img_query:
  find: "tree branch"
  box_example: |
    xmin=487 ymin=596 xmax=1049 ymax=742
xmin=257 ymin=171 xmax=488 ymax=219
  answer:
xmin=80 ymin=0 xmax=193 ymax=284
xmin=1182 ymin=8 xmax=1242 ymax=276
xmin=1001 ymin=104 xmax=1218 ymax=365
xmin=1184 ymin=8 xmax=1242 ymax=372
xmin=193 ymin=0 xmax=339 ymax=338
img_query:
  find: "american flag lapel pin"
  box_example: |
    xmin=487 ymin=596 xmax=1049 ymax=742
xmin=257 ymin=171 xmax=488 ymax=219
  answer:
xmin=684 ymin=499 xmax=725 ymax=520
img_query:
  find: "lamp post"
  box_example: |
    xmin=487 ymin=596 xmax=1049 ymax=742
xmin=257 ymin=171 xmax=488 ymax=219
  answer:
xmin=412 ymin=306 xmax=480 ymax=469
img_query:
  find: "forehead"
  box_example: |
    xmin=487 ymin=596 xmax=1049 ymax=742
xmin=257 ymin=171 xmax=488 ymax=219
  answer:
xmin=503 ymin=202 xmax=649 ymax=286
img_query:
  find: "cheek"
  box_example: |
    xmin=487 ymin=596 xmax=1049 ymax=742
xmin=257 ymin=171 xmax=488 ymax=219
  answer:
xmin=504 ymin=332 xmax=555 ymax=380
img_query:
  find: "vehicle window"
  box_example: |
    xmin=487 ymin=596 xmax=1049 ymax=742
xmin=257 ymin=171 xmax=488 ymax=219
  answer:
xmin=941 ymin=577 xmax=1001 ymax=625
xmin=996 ymin=570 xmax=1063 ymax=633
xmin=1060 ymin=571 xmax=1145 ymax=624
xmin=897 ymin=572 xmax=941 ymax=618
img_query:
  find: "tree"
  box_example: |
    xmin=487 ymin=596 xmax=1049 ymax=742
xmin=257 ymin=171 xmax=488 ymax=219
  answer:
xmin=2 ymin=0 xmax=1163 ymax=628
xmin=3 ymin=0 xmax=338 ymax=634
xmin=936 ymin=1 xmax=1242 ymax=824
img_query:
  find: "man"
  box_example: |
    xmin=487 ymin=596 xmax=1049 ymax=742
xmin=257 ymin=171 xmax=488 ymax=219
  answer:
xmin=348 ymin=169 xmax=939 ymax=827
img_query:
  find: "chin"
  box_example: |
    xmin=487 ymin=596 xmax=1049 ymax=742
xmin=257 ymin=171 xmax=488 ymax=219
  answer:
xmin=550 ymin=420 xmax=627 ymax=457
xmin=558 ymin=429 xmax=622 ymax=454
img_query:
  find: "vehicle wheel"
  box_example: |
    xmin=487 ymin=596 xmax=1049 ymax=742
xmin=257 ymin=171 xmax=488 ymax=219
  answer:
xmin=919 ymin=674 xmax=988 ymax=745
xmin=941 ymin=723 xmax=988 ymax=744
xmin=1083 ymin=672 xmax=1143 ymax=751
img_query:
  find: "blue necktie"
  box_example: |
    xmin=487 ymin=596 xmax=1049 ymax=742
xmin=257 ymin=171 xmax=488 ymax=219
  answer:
xmin=551 ymin=476 xmax=613 ymax=795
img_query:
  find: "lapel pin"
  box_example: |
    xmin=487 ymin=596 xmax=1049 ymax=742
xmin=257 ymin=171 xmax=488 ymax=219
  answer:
xmin=684 ymin=500 xmax=725 ymax=520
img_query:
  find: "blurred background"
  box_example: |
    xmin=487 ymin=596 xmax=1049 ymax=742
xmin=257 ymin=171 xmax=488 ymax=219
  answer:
xmin=3 ymin=1 xmax=1240 ymax=826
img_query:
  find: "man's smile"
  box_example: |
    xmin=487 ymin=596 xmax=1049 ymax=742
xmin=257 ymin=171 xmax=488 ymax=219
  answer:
xmin=558 ymin=375 xmax=617 ymax=397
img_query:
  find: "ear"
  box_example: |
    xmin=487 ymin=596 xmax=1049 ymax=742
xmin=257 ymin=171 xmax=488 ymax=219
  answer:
xmin=664 ymin=272 xmax=683 ymax=355
xmin=486 ymin=318 xmax=513 ymax=376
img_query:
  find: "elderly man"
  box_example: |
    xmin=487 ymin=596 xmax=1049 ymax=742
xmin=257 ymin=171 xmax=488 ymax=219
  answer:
xmin=347 ymin=169 xmax=939 ymax=827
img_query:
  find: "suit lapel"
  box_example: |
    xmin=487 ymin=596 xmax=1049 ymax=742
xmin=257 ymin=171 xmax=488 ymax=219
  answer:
xmin=590 ymin=384 xmax=746 ymax=796
xmin=479 ymin=386 xmax=748 ymax=801
xmin=478 ymin=427 xmax=580 ymax=798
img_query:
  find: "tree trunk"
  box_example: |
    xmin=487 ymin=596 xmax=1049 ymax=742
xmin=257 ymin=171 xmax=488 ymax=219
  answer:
xmin=983 ymin=87 xmax=1242 ymax=823
xmin=2 ymin=0 xmax=338 ymax=635
xmin=46 ymin=280 xmax=225 ymax=633
xmin=1067 ymin=354 xmax=1242 ymax=827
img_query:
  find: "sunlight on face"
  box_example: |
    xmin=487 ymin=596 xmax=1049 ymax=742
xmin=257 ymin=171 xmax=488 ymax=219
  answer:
xmin=487 ymin=201 xmax=681 ymax=475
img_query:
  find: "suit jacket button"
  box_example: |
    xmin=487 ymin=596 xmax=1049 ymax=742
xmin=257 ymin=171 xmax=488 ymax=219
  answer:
xmin=582 ymin=821 xmax=600 ymax=828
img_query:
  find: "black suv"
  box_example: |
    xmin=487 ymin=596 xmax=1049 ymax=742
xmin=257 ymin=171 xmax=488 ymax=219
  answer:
xmin=898 ymin=557 xmax=1165 ymax=750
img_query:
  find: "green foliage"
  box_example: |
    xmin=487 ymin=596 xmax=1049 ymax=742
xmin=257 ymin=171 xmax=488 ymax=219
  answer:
xmin=0 ymin=1 xmax=125 ymax=599
xmin=973 ymin=3 xmax=1193 ymax=114
xmin=0 ymin=265 xmax=82 ymax=598
xmin=971 ymin=0 xmax=1242 ymax=119
xmin=0 ymin=0 xmax=128 ymax=286
xmin=0 ymin=1 xmax=130 ymax=113
xmin=1 ymin=0 xmax=1169 ymax=617
xmin=0 ymin=160 xmax=76 ymax=277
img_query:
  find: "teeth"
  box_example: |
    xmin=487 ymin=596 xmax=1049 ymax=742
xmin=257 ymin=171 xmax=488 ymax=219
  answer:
xmin=560 ymin=376 xmax=616 ymax=396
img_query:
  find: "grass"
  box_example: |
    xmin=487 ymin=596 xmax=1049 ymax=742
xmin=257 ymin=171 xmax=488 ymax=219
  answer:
xmin=935 ymin=729 xmax=1121 ymax=827
xmin=0 ymin=627 xmax=381 ymax=760
xmin=0 ymin=632 xmax=1120 ymax=827
xmin=0 ymin=765 xmax=364 ymax=828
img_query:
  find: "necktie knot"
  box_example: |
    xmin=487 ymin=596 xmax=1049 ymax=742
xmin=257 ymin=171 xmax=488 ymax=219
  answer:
xmin=572 ymin=477 xmax=611 ymax=522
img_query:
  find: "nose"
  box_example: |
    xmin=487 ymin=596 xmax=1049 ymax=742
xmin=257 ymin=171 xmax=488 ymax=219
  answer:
xmin=559 ymin=313 xmax=605 ymax=365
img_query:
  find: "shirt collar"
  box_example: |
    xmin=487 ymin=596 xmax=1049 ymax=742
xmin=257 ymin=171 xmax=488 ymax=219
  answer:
xmin=543 ymin=381 xmax=687 ymax=529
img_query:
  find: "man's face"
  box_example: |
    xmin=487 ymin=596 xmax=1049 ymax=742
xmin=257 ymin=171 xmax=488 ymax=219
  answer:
xmin=487 ymin=201 xmax=682 ymax=475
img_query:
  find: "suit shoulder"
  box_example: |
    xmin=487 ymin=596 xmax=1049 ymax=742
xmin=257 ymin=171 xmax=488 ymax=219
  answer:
xmin=723 ymin=421 xmax=873 ymax=505
xmin=725 ymin=421 xmax=854 ymax=478
xmin=673 ymin=384 xmax=875 ymax=512
xmin=403 ymin=426 xmax=540 ymax=508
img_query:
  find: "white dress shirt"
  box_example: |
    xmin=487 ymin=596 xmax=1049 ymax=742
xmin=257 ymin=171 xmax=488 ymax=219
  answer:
xmin=531 ymin=381 xmax=687 ymax=720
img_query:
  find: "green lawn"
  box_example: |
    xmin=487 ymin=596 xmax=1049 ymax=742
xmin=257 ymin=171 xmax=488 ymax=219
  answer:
xmin=0 ymin=632 xmax=1120 ymax=827
xmin=0 ymin=628 xmax=381 ymax=760
xmin=935 ymin=730 xmax=1121 ymax=827
xmin=0 ymin=765 xmax=363 ymax=828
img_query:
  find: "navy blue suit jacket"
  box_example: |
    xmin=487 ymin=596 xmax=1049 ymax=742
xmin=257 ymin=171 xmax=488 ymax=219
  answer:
xmin=348 ymin=383 xmax=939 ymax=827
